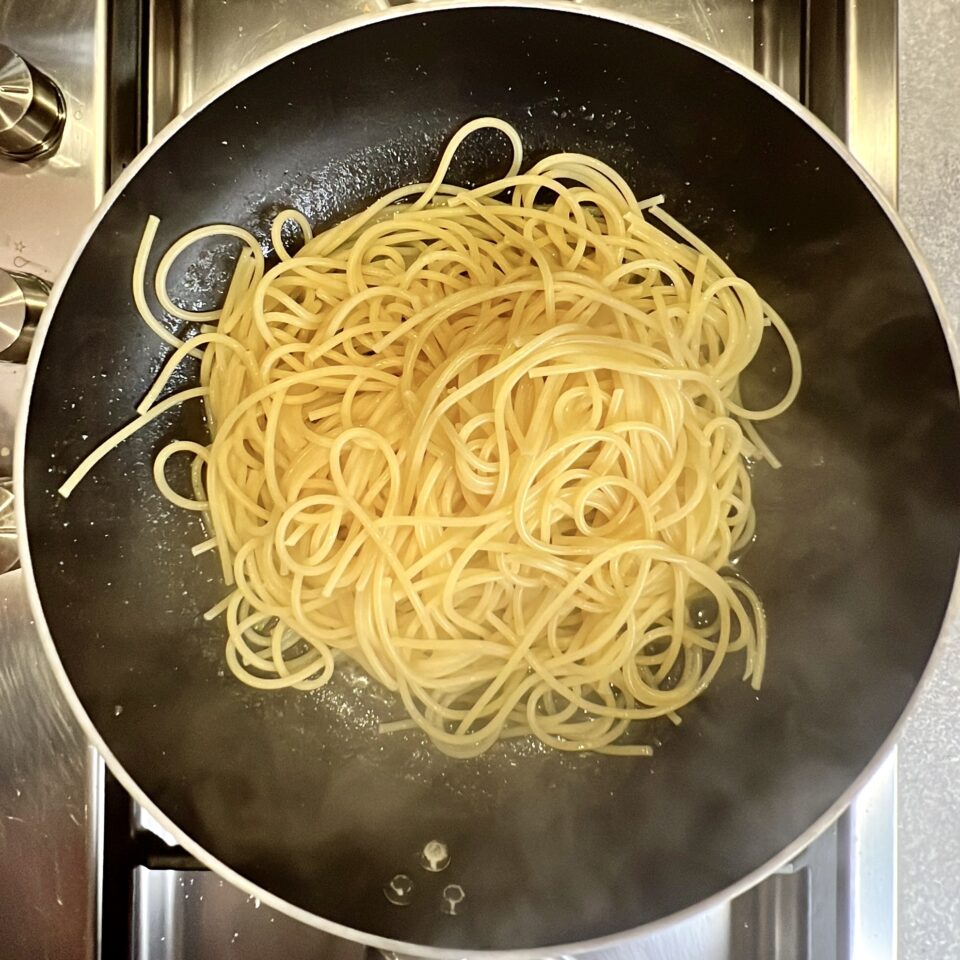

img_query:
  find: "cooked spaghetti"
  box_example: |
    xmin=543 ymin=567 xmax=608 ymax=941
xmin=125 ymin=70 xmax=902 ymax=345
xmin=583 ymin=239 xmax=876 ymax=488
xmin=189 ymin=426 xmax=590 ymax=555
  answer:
xmin=59 ymin=117 xmax=801 ymax=758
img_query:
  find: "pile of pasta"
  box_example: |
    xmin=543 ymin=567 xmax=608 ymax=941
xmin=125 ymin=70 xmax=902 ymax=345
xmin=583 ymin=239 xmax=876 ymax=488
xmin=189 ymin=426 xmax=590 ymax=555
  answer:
xmin=61 ymin=118 xmax=800 ymax=757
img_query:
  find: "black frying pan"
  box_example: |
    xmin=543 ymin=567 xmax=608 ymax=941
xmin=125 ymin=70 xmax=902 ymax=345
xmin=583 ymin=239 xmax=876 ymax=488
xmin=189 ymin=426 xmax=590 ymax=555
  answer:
xmin=17 ymin=3 xmax=960 ymax=954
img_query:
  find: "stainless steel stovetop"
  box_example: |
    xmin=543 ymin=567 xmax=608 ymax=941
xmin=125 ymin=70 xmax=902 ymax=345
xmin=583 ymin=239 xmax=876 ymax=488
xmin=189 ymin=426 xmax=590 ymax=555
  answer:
xmin=0 ymin=2 xmax=898 ymax=958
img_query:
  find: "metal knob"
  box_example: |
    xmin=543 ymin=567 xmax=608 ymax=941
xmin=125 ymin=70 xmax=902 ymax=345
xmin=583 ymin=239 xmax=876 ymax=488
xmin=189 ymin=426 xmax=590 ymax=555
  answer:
xmin=0 ymin=44 xmax=66 ymax=161
xmin=0 ymin=268 xmax=48 ymax=363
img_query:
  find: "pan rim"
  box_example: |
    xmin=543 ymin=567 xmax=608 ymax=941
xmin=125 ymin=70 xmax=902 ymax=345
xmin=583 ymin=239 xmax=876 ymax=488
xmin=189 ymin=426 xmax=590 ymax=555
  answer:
xmin=14 ymin=1 xmax=960 ymax=956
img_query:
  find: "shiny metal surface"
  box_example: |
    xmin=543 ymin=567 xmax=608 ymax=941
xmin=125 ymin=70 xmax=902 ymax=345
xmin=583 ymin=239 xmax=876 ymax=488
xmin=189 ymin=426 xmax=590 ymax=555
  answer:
xmin=89 ymin=747 xmax=107 ymax=960
xmin=568 ymin=0 xmax=755 ymax=66
xmin=133 ymin=868 xmax=375 ymax=960
xmin=806 ymin=0 xmax=899 ymax=203
xmin=845 ymin=0 xmax=899 ymax=204
xmin=146 ymin=0 xmax=392 ymax=137
xmin=151 ymin=0 xmax=768 ymax=138
xmin=0 ymin=270 xmax=27 ymax=353
xmin=0 ymin=0 xmax=108 ymax=282
xmin=0 ymin=45 xmax=32 ymax=135
xmin=838 ymin=750 xmax=897 ymax=959
xmin=0 ymin=477 xmax=18 ymax=573
xmin=0 ymin=362 xmax=24 ymax=572
xmin=0 ymin=268 xmax=48 ymax=362
xmin=0 ymin=569 xmax=97 ymax=959
xmin=0 ymin=1 xmax=107 ymax=957
xmin=0 ymin=44 xmax=66 ymax=160
xmin=753 ymin=0 xmax=801 ymax=101
xmin=158 ymin=0 xmax=763 ymax=129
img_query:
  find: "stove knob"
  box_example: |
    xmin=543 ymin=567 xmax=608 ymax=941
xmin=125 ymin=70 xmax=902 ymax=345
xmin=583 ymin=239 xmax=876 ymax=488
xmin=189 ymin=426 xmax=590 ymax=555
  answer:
xmin=0 ymin=45 xmax=66 ymax=161
xmin=0 ymin=268 xmax=48 ymax=363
